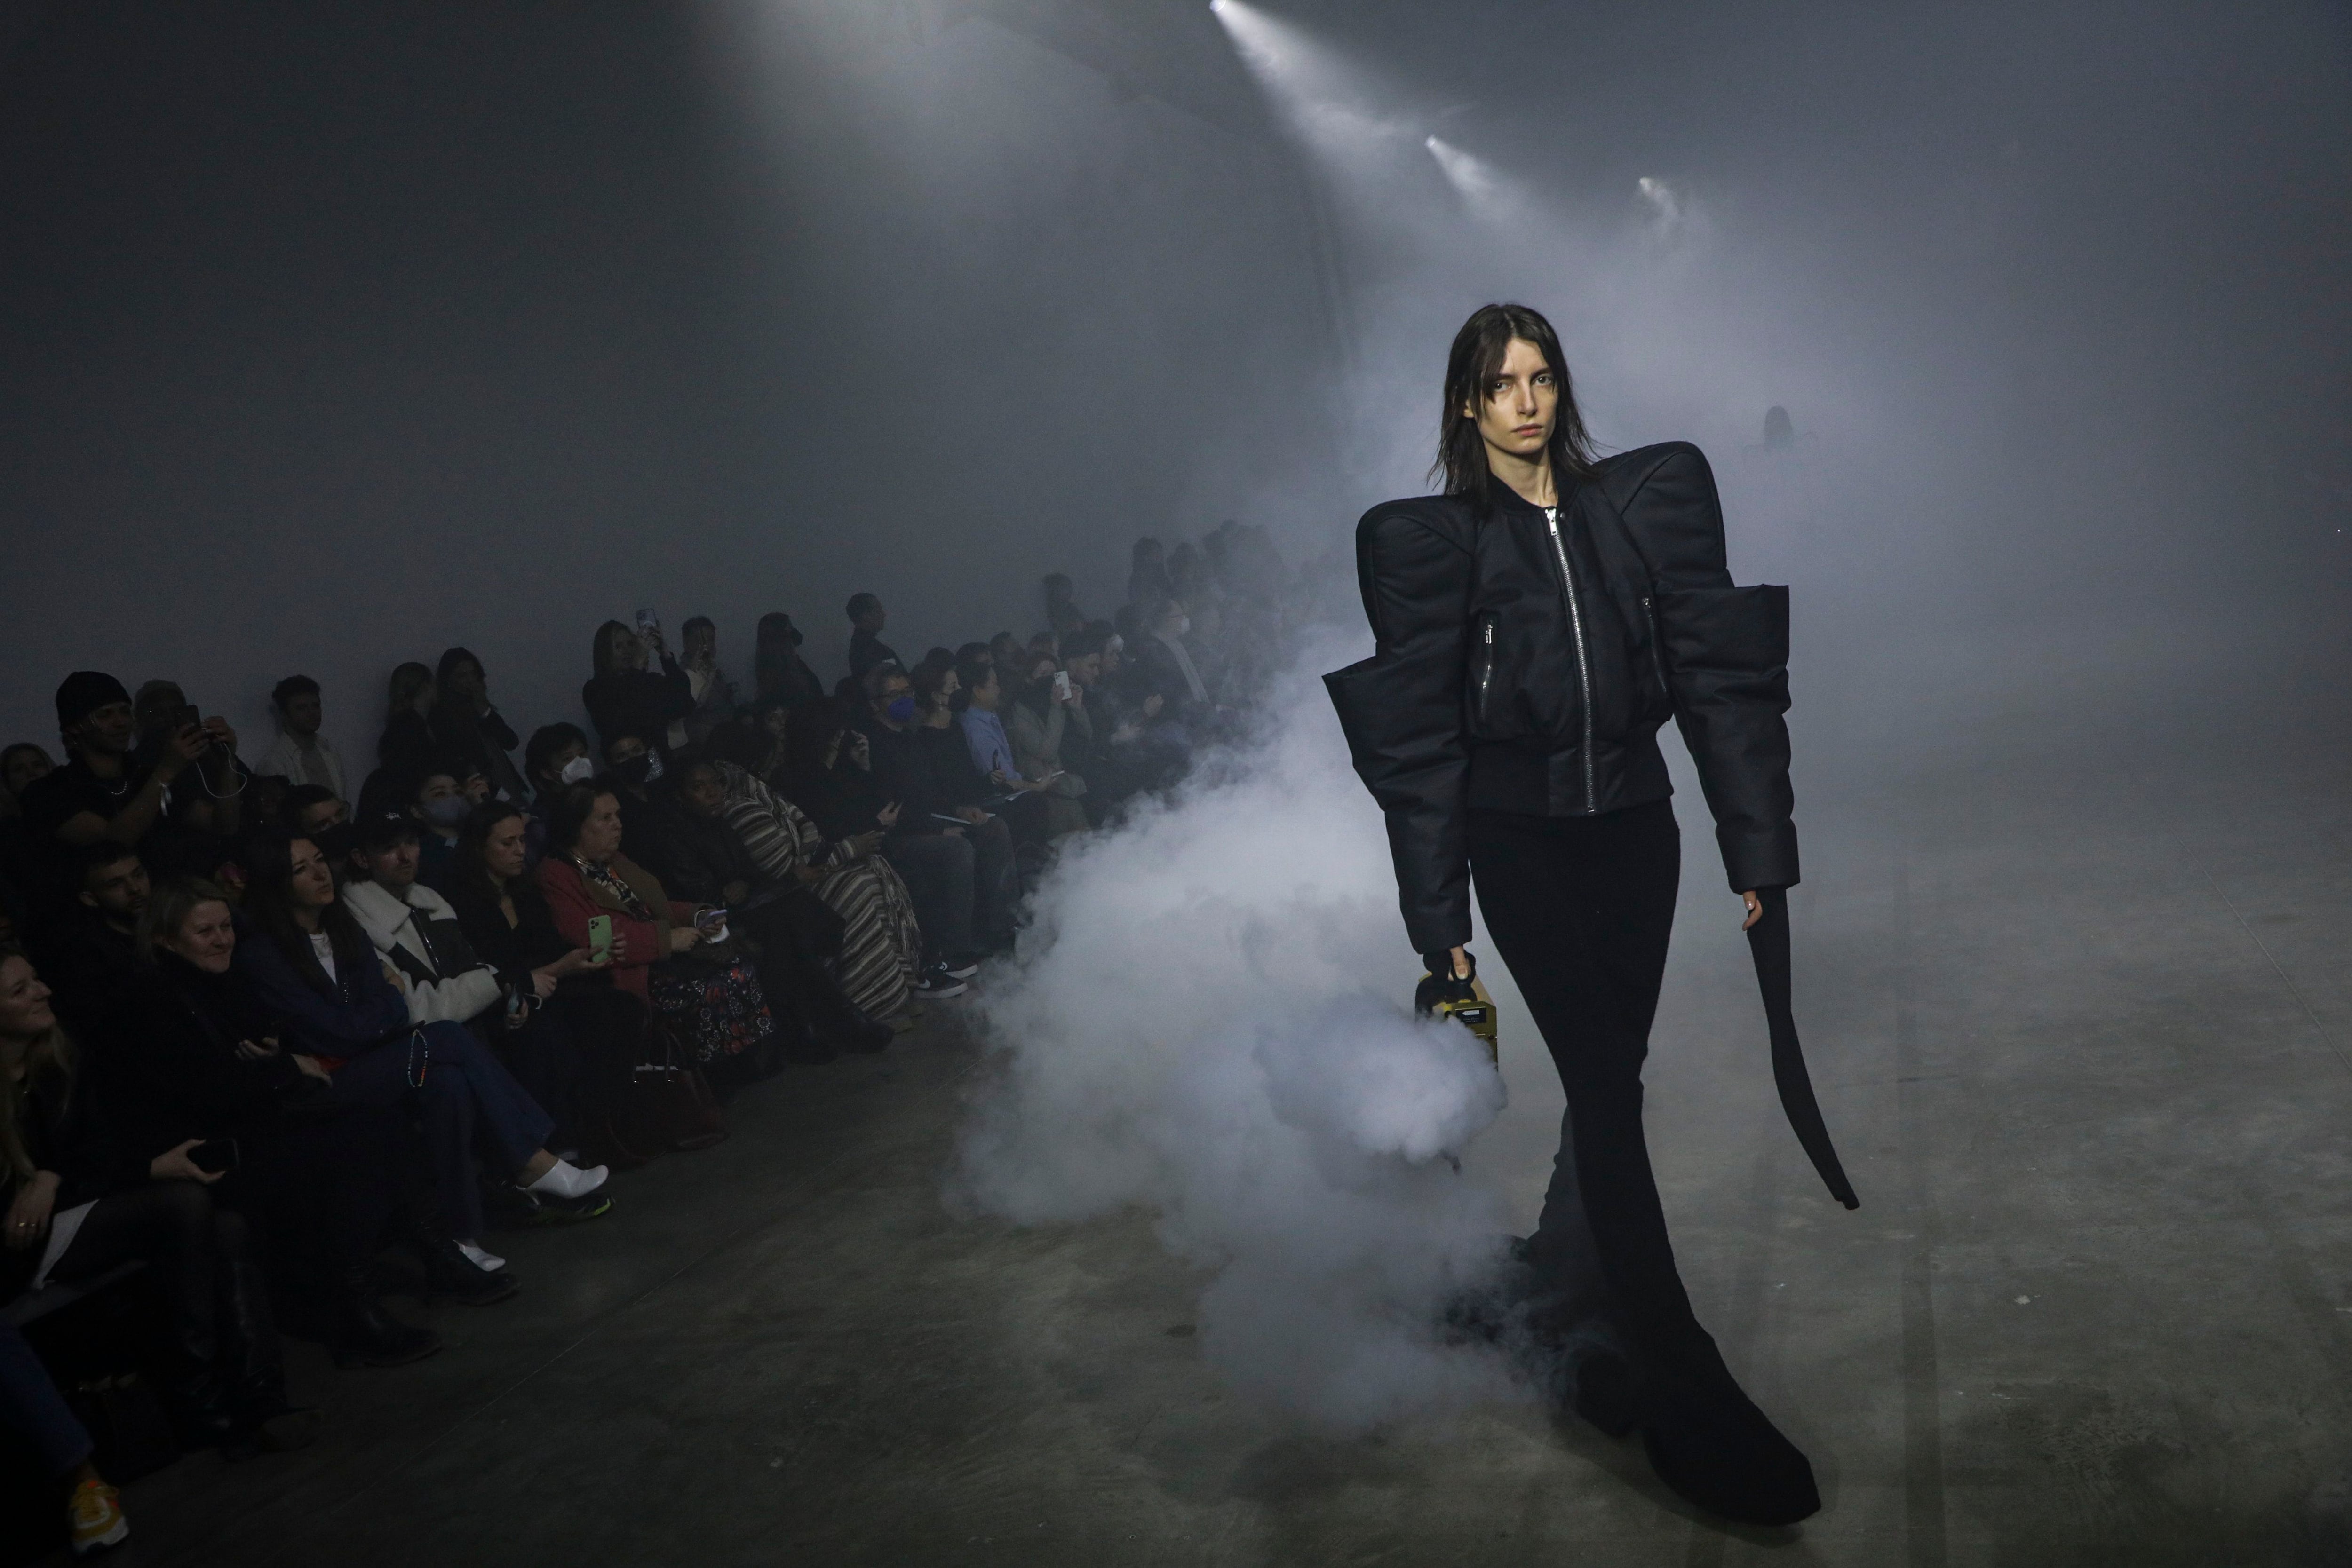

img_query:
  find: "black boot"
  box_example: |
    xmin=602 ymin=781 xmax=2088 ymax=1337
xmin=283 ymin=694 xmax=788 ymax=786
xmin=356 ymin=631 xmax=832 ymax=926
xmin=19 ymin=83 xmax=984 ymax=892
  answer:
xmin=1637 ymin=1346 xmax=1819 ymax=1526
xmin=329 ymin=1268 xmax=442 ymax=1368
xmin=220 ymin=1260 xmax=318 ymax=1455
xmin=401 ymin=1232 xmax=519 ymax=1306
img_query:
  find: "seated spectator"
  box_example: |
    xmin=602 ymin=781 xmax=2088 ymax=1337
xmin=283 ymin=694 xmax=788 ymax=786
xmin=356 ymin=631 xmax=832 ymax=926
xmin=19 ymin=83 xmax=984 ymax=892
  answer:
xmin=521 ymin=722 xmax=594 ymax=866
xmin=32 ymin=841 xmax=151 ymax=1044
xmin=0 ymin=744 xmax=51 ymax=817
xmin=1043 ymin=572 xmax=1085 ymax=640
xmin=986 ymin=631 xmax=1023 ymax=675
xmin=121 ymin=879 xmax=440 ymax=1364
xmin=957 ymin=656 xmax=1082 ymax=841
xmin=596 ymin=730 xmax=672 ymax=881
xmin=780 ymin=700 xmax=894 ymax=844
xmin=665 ymin=754 xmax=892 ymax=1061
xmin=0 ymin=945 xmax=305 ymax=1454
xmin=255 ymin=675 xmax=346 ymax=801
xmin=429 ymin=649 xmax=530 ymax=803
xmin=856 ymin=662 xmax=1010 ymax=990
xmin=19 ymin=673 xmax=228 ymax=915
xmin=344 ymin=811 xmax=598 ymax=1159
xmin=1131 ymin=595 xmax=1214 ymax=723
xmin=409 ymin=764 xmax=485 ymax=890
xmin=445 ymin=804 xmax=644 ymax=1154
xmin=582 ymin=620 xmax=692 ymax=762
xmin=235 ymin=831 xmax=610 ymax=1272
xmin=679 ymin=617 xmax=738 ymax=747
xmin=753 ymin=613 xmax=826 ymax=708
xmin=377 ymin=663 xmax=439 ymax=783
xmin=126 ymin=679 xmax=251 ymax=885
xmin=1000 ymin=652 xmax=1095 ymax=837
xmin=702 ymin=736 xmax=920 ymax=1031
xmin=1127 ymin=535 xmax=1172 ymax=614
xmin=536 ymin=784 xmax=776 ymax=1071
xmin=1060 ymin=624 xmax=1152 ymax=816
xmin=1 ymin=1314 xmax=129 ymax=1552
xmin=735 ymin=696 xmax=794 ymax=791
xmin=845 ymin=593 xmax=900 ymax=681
xmin=277 ymin=784 xmax=348 ymax=840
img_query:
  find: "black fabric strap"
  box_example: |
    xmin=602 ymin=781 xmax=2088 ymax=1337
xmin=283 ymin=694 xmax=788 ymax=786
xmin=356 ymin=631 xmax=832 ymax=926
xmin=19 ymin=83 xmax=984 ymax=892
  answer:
xmin=1744 ymin=887 xmax=1859 ymax=1210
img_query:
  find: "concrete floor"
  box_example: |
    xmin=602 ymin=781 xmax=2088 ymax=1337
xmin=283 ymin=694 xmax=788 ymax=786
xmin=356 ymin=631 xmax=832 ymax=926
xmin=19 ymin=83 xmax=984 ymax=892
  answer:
xmin=81 ymin=717 xmax=2352 ymax=1566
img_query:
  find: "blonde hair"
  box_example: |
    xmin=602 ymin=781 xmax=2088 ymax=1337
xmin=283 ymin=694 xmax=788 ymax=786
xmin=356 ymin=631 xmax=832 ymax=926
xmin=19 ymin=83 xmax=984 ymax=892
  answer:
xmin=0 ymin=948 xmax=76 ymax=1185
xmin=137 ymin=877 xmax=234 ymax=965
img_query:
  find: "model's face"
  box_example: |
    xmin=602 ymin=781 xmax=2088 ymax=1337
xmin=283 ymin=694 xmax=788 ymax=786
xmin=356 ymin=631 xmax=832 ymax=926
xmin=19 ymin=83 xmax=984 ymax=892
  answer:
xmin=576 ymin=794 xmax=625 ymax=862
xmin=80 ymin=856 xmax=151 ymax=923
xmin=0 ymin=957 xmax=56 ymax=1040
xmin=483 ymin=816 xmax=529 ymax=882
xmin=163 ymin=901 xmax=237 ymax=974
xmin=286 ymin=839 xmax=337 ymax=911
xmin=282 ymin=692 xmax=323 ymax=735
xmin=1468 ymin=336 xmax=1558 ymax=464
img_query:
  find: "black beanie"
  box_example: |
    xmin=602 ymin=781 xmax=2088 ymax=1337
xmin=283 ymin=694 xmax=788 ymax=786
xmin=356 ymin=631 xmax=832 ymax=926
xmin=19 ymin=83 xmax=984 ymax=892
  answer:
xmin=54 ymin=671 xmax=131 ymax=732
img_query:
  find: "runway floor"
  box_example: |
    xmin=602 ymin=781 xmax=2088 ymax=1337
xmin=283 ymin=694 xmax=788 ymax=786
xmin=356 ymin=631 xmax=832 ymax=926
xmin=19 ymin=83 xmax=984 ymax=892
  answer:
xmin=87 ymin=719 xmax=2352 ymax=1566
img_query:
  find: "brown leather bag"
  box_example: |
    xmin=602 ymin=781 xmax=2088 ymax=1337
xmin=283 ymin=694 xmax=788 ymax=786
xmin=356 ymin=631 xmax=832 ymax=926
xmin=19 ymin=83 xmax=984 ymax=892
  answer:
xmin=605 ymin=1012 xmax=727 ymax=1159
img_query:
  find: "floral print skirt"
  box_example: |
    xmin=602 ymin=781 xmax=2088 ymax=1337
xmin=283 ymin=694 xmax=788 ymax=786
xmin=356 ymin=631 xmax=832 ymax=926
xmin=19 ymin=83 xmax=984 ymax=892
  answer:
xmin=649 ymin=958 xmax=775 ymax=1064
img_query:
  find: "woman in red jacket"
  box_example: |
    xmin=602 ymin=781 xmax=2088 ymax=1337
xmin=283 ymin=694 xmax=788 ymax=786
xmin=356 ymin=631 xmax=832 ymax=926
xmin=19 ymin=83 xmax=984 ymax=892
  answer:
xmin=535 ymin=783 xmax=774 ymax=1069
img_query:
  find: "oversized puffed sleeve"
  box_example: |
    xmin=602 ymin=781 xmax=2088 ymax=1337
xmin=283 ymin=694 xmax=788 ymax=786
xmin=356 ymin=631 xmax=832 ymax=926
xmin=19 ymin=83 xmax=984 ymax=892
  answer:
xmin=1618 ymin=443 xmax=1799 ymax=892
xmin=1323 ymin=500 xmax=1476 ymax=955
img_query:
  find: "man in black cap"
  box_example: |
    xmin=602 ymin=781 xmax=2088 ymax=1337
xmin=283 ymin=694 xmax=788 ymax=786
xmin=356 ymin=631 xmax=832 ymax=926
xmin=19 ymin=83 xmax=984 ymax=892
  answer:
xmin=17 ymin=671 xmax=225 ymax=912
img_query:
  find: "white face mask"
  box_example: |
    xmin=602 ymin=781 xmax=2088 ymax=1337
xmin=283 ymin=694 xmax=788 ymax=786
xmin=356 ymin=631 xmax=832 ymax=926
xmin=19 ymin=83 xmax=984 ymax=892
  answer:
xmin=557 ymin=755 xmax=594 ymax=785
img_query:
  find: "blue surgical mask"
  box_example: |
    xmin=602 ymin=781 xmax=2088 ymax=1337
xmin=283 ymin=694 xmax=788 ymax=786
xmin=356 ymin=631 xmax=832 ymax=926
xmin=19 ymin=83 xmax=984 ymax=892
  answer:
xmin=885 ymin=696 xmax=916 ymax=724
xmin=421 ymin=796 xmax=469 ymax=829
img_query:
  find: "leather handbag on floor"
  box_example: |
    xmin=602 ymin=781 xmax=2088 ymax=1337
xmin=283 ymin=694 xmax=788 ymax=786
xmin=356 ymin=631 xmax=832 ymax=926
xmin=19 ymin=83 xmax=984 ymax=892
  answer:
xmin=602 ymin=1014 xmax=727 ymax=1160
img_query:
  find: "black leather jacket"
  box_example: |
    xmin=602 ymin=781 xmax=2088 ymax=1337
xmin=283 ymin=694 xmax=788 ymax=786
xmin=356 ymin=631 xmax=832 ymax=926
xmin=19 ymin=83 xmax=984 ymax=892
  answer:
xmin=1325 ymin=442 xmax=1797 ymax=955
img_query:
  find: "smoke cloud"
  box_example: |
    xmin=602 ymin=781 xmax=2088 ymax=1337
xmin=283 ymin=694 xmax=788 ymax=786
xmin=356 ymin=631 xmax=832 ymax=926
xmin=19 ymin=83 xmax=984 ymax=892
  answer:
xmin=953 ymin=627 xmax=1525 ymax=1429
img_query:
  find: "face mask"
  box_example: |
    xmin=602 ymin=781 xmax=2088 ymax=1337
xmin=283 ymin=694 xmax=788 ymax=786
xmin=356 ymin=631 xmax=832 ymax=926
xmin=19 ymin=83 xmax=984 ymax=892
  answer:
xmin=558 ymin=755 xmax=595 ymax=785
xmin=885 ymin=696 xmax=916 ymax=724
xmin=614 ymin=755 xmax=655 ymax=786
xmin=421 ymin=796 xmax=470 ymax=829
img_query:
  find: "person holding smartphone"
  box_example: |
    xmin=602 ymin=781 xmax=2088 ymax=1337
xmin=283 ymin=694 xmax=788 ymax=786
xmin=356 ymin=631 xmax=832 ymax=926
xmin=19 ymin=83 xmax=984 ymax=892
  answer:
xmin=582 ymin=619 xmax=694 ymax=765
xmin=20 ymin=673 xmax=237 ymax=915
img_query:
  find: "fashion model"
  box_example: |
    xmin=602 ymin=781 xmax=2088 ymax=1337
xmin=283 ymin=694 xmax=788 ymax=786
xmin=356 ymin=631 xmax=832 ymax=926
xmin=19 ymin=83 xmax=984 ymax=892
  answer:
xmin=1327 ymin=302 xmax=1845 ymax=1527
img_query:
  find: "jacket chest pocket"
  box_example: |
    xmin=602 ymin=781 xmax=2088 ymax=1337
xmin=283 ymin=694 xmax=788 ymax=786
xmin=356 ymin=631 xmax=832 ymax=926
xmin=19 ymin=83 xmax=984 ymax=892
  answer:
xmin=1638 ymin=594 xmax=1674 ymax=719
xmin=1468 ymin=614 xmax=1498 ymax=729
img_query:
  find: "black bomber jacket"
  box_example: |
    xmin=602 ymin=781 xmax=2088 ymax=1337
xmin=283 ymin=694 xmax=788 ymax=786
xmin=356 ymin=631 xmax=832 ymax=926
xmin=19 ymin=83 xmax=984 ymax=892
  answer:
xmin=1324 ymin=442 xmax=1798 ymax=955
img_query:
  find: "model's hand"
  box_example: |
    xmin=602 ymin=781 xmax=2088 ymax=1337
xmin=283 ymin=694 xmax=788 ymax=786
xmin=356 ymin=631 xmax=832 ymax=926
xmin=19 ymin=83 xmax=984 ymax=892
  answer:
xmin=1739 ymin=891 xmax=1762 ymax=930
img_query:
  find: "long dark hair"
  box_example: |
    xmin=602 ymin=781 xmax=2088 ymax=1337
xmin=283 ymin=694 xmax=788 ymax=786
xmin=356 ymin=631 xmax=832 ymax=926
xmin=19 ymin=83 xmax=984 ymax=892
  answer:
xmin=241 ymin=830 xmax=372 ymax=996
xmin=1432 ymin=302 xmax=1599 ymax=506
xmin=451 ymin=800 xmax=530 ymax=901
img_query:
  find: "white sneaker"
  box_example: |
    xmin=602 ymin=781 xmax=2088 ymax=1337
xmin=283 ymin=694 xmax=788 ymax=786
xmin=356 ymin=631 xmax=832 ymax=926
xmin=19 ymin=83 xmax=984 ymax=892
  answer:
xmin=521 ymin=1158 xmax=610 ymax=1201
xmin=455 ymin=1240 xmax=507 ymax=1272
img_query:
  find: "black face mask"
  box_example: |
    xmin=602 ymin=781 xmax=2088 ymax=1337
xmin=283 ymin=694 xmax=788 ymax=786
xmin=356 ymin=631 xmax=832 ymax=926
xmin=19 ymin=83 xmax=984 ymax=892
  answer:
xmin=614 ymin=754 xmax=657 ymax=787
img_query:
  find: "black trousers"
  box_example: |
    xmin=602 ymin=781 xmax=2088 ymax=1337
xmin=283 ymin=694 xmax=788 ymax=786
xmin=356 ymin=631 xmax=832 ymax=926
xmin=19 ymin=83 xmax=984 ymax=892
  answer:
xmin=1468 ymin=800 xmax=1714 ymax=1376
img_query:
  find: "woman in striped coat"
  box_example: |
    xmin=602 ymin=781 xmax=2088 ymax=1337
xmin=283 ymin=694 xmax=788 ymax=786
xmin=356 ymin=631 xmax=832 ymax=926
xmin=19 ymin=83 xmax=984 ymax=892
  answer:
xmin=711 ymin=761 xmax=920 ymax=1021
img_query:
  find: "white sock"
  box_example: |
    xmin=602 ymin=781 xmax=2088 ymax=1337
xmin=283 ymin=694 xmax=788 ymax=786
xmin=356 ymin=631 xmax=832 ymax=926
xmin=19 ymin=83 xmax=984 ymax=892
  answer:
xmin=521 ymin=1158 xmax=609 ymax=1200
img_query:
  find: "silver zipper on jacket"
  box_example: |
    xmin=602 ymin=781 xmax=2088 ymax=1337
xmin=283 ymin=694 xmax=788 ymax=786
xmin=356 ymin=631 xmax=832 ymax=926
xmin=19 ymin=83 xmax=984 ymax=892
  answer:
xmin=1478 ymin=618 xmax=1494 ymax=720
xmin=1546 ymin=506 xmax=1597 ymax=812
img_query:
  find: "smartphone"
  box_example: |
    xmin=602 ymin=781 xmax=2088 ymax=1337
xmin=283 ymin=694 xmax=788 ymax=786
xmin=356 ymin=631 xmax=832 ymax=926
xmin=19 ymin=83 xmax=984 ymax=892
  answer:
xmin=189 ymin=1138 xmax=240 ymax=1175
xmin=586 ymin=914 xmax=614 ymax=964
xmin=1052 ymin=670 xmax=1071 ymax=700
xmin=635 ymin=608 xmax=660 ymax=639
